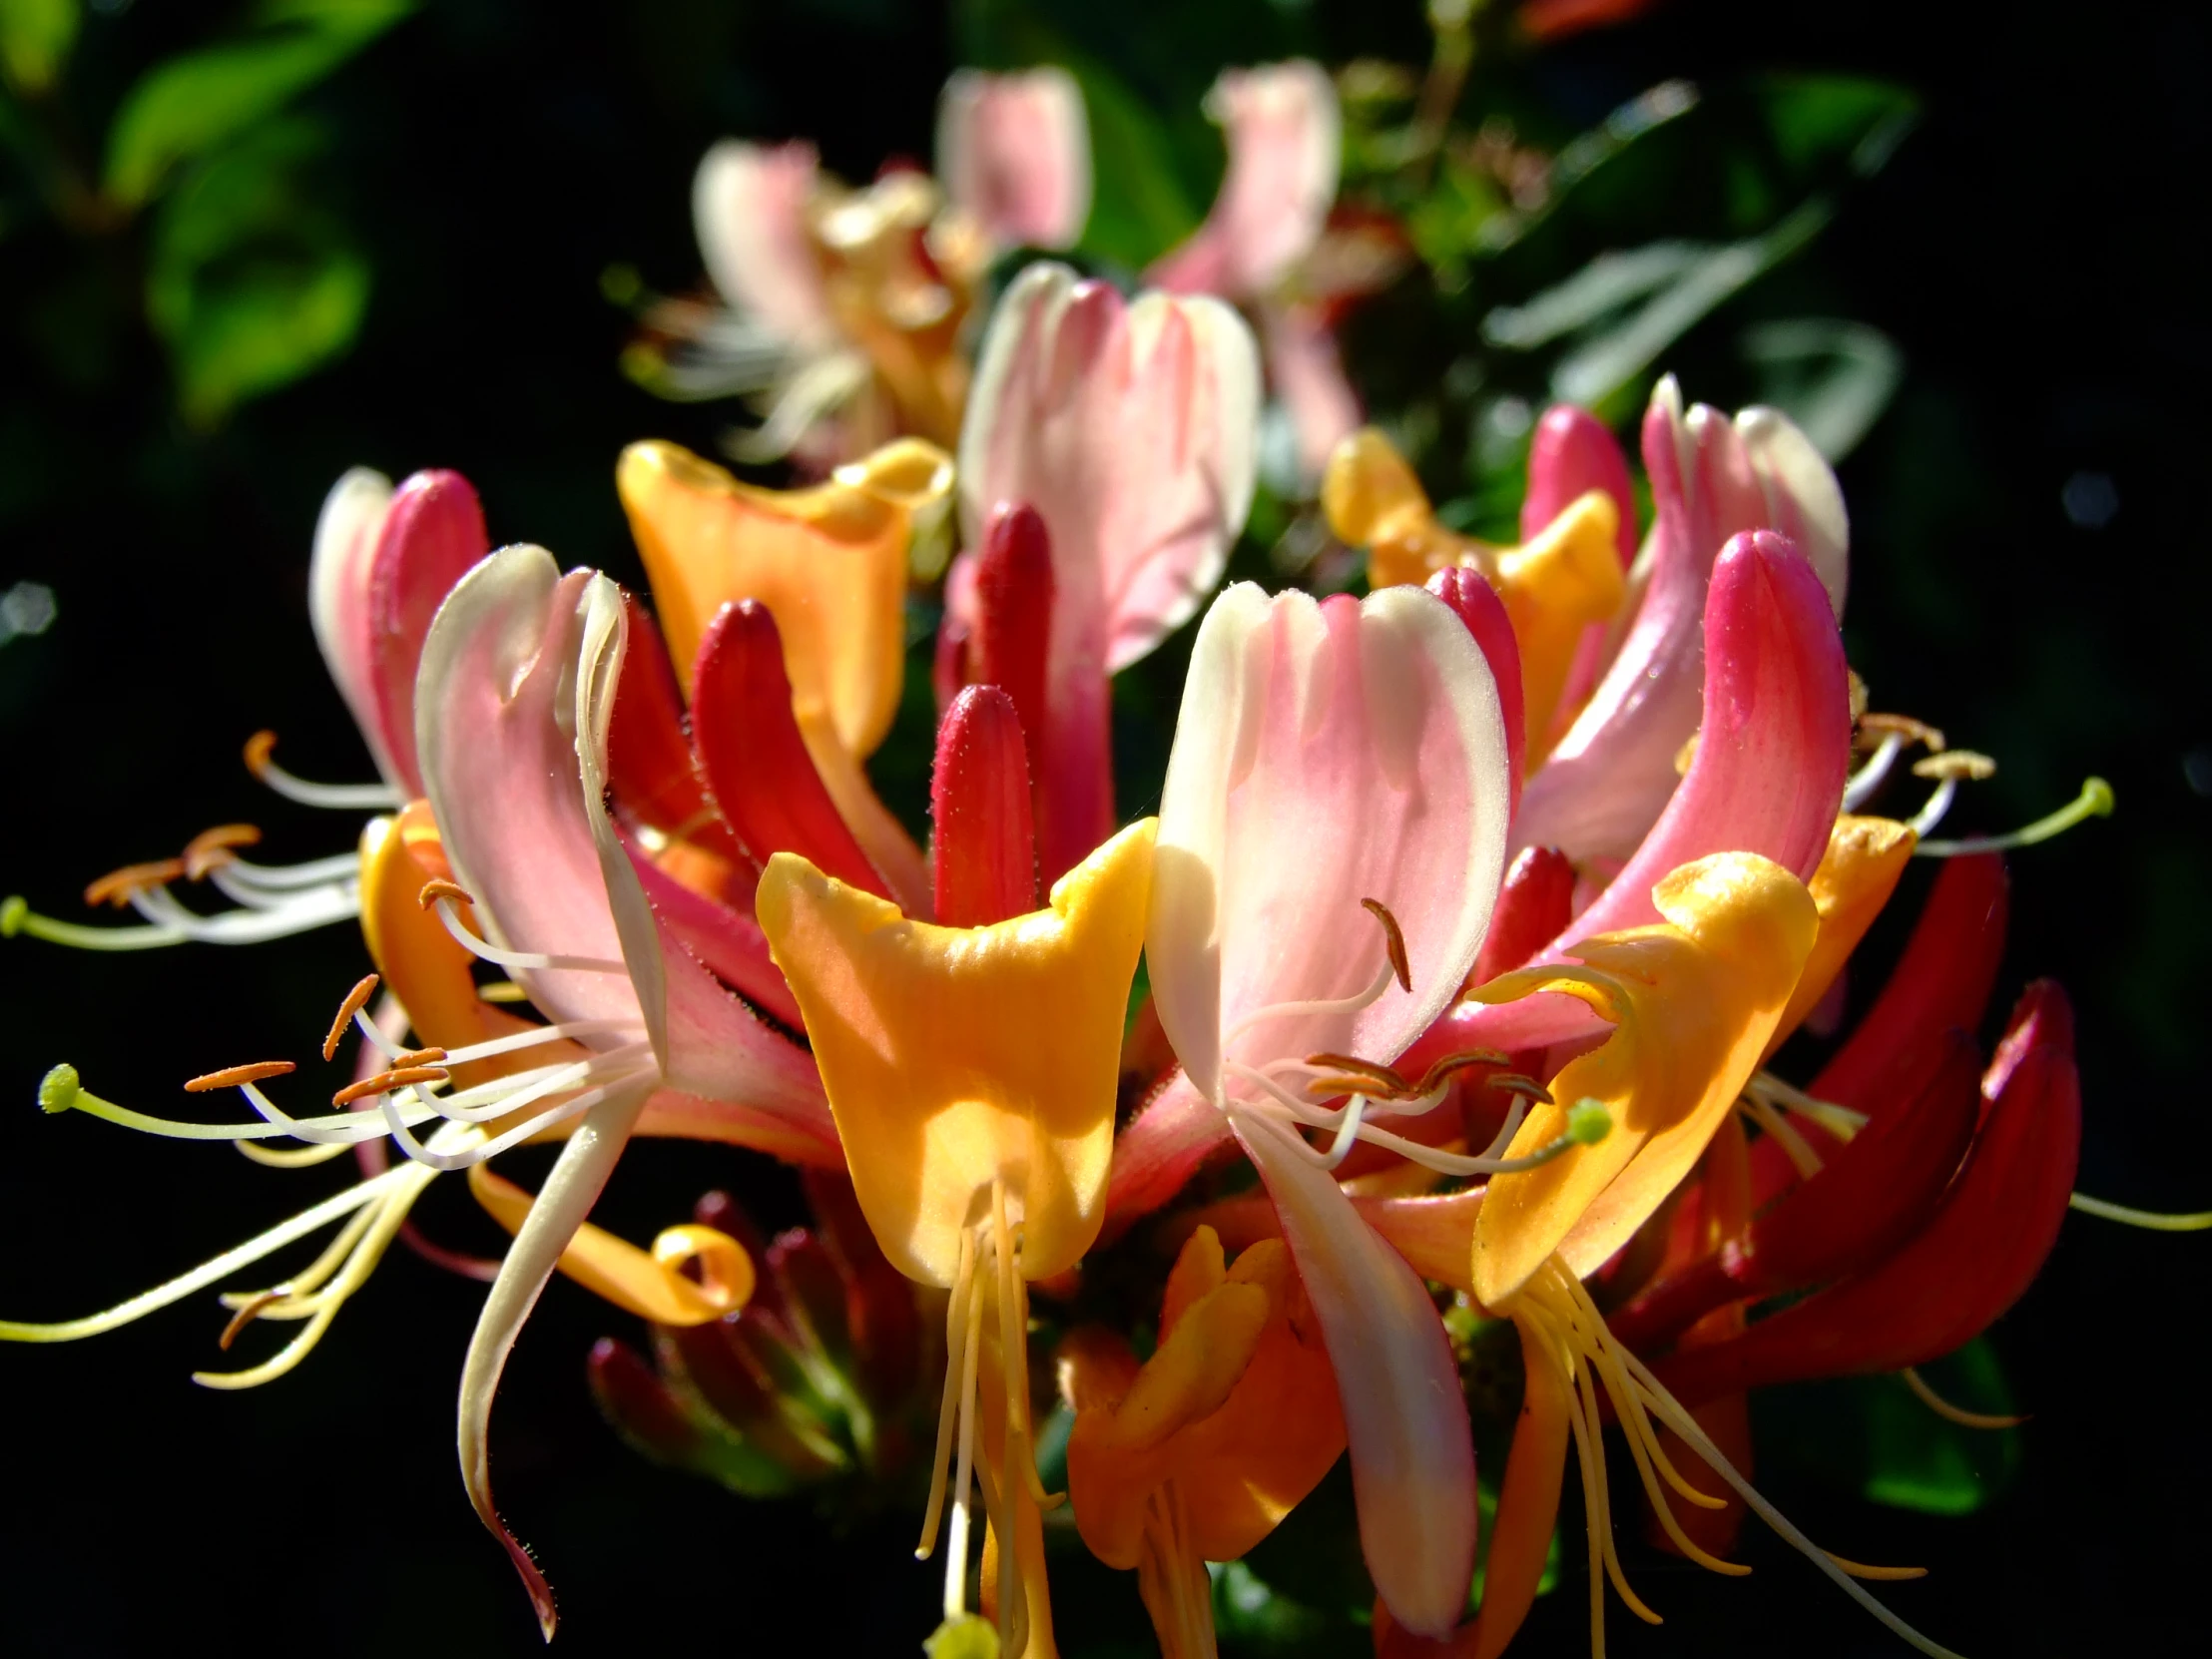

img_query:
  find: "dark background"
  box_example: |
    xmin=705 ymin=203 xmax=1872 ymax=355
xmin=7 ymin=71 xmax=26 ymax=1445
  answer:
xmin=2 ymin=2 xmax=2206 ymax=1653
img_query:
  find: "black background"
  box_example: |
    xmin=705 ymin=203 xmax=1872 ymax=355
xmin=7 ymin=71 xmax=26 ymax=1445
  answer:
xmin=2 ymin=2 xmax=2206 ymax=1653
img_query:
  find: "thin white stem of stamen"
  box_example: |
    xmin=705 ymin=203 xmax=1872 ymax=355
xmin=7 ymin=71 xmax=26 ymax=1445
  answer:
xmin=418 ymin=1047 xmax=651 ymax=1126
xmin=1907 ymin=776 xmax=1957 ymax=838
xmin=436 ymin=1018 xmax=650 ymax=1067
xmin=240 ymin=1082 xmax=436 ymax=1146
xmin=1235 ymin=1074 xmax=1584 ymax=1180
xmin=1319 ymin=1093 xmax=1371 ymax=1170
xmin=60 ymin=1083 xmax=438 ymax=1144
xmin=1918 ymin=776 xmax=2116 ymax=857
xmin=1223 ymin=960 xmax=1395 ymax=1047
xmin=1749 ymin=1072 xmax=1868 ymax=1139
xmin=944 ymin=1250 xmax=987 ymax=1620
xmin=251 ymin=754 xmax=400 ymax=812
xmin=0 ymin=1165 xmax=414 ymax=1342
xmin=215 ymin=851 xmax=364 ymax=893
xmin=915 ymin=1230 xmax=976 ymax=1563
xmin=1740 ymin=1089 xmax=1825 ymax=1179
xmin=128 ymin=882 xmax=359 ymax=943
xmin=1843 ymin=732 xmax=1906 ymax=812
xmin=376 ymin=1067 xmax=643 ymax=1171
xmin=1477 ymin=1096 xmax=1529 ymax=1160
xmin=432 ymin=897 xmax=629 ymax=975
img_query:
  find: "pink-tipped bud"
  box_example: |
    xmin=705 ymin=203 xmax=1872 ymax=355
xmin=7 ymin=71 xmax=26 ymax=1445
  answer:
xmin=691 ymin=600 xmax=890 ymax=898
xmin=930 ymin=686 xmax=1038 ymax=927
xmin=606 ymin=597 xmax=745 ymax=861
xmin=368 ymin=469 xmax=490 ymax=794
xmin=1471 ymin=845 xmax=1574 ymax=987
xmin=1426 ymin=566 xmax=1525 ymax=815
xmin=1521 ymin=404 xmax=1637 ymax=564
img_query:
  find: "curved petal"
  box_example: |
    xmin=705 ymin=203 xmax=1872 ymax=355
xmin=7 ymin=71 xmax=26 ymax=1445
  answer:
xmin=693 ymin=140 xmax=835 ymax=348
xmin=307 ymin=467 xmax=397 ymax=784
xmin=415 ymin=548 xmax=830 ymax=1127
xmin=1149 ymin=61 xmax=1342 ymax=300
xmin=959 ymin=262 xmax=1260 ymax=680
xmin=368 ymin=471 xmax=492 ymax=796
xmin=936 ymin=68 xmax=1091 ymax=251
xmin=1234 ymin=1107 xmax=1475 ymax=1637
xmin=1519 ymin=404 xmax=1637 ymax=564
xmin=1261 ymin=302 xmax=1362 ymax=485
xmin=1148 ymin=583 xmax=1511 ymax=1107
xmin=1513 ymin=380 xmax=1846 ymax=865
xmin=618 ymin=435 xmax=950 ymax=759
xmin=456 ymin=1077 xmax=653 ymax=1639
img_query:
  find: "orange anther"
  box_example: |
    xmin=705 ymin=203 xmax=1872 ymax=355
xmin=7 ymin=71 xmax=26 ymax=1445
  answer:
xmin=243 ymin=730 xmax=279 ymax=778
xmin=321 ymin=972 xmax=381 ymax=1061
xmin=1361 ymin=896 xmax=1412 ymax=992
xmin=1408 ymin=1049 xmax=1515 ymax=1097
xmin=83 ymin=858 xmax=188 ymax=908
xmin=417 ymin=877 xmax=474 ymax=911
xmin=1304 ymin=1052 xmax=1410 ymax=1091
xmin=218 ymin=1291 xmax=282 ymax=1352
xmin=393 ymin=1046 xmax=448 ymax=1068
xmin=184 ymin=1060 xmax=298 ymax=1093
xmin=332 ymin=1065 xmax=449 ymax=1107
xmin=182 ymin=823 xmax=263 ymax=880
xmin=1484 ymin=1072 xmax=1554 ymax=1104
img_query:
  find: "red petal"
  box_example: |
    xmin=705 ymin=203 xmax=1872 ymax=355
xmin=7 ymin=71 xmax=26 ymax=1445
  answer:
xmin=1520 ymin=403 xmax=1637 ymax=566
xmin=606 ymin=597 xmax=747 ymax=861
xmin=690 ymin=599 xmax=891 ymax=897
xmin=1654 ymin=982 xmax=2080 ymax=1402
xmin=1811 ymin=851 xmax=2009 ymax=1121
xmin=930 ymin=685 xmax=1038 ymax=926
xmin=1470 ymin=845 xmax=1575 ymax=986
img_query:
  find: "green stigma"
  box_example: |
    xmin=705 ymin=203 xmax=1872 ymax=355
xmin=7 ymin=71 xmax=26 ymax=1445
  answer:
xmin=1564 ymin=1098 xmax=1613 ymax=1146
xmin=38 ymin=1064 xmax=81 ymax=1115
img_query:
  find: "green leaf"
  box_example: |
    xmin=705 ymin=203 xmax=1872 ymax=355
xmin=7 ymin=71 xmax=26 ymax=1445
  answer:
xmin=1757 ymin=74 xmax=1920 ymax=181
xmin=145 ymin=119 xmax=370 ymax=427
xmin=102 ymin=0 xmax=412 ymax=208
xmin=1861 ymin=1344 xmax=2021 ymax=1516
xmin=0 ymin=0 xmax=77 ymax=96
xmin=1491 ymin=198 xmax=1833 ymax=411
xmin=1740 ymin=317 xmax=1904 ymax=461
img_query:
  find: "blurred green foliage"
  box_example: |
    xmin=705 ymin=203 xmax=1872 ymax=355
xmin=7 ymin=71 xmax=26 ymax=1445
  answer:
xmin=2 ymin=0 xmax=407 ymax=426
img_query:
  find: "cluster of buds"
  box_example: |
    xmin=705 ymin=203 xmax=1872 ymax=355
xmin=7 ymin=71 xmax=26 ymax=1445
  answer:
xmin=2 ymin=53 xmax=2187 ymax=1659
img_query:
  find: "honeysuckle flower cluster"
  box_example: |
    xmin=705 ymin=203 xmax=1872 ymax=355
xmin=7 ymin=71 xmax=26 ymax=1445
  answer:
xmin=1 ymin=67 xmax=2179 ymax=1659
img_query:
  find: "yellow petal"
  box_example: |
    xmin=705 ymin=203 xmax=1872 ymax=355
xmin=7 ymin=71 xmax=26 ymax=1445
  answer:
xmin=1470 ymin=851 xmax=1817 ymax=1307
xmin=1493 ymin=490 xmax=1626 ymax=763
xmin=755 ymin=818 xmax=1157 ymax=1286
xmin=616 ymin=436 xmax=951 ymax=758
xmin=1764 ymin=814 xmax=1916 ymax=1060
xmin=1324 ymin=429 xmax=1624 ymax=761
xmin=358 ymin=807 xmax=522 ymax=1067
xmin=466 ymin=1163 xmax=754 ymax=1326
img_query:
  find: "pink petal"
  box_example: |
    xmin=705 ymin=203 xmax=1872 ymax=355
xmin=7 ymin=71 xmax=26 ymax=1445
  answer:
xmin=1121 ymin=583 xmax=1510 ymax=1220
xmin=1261 ymin=301 xmax=1362 ymax=484
xmin=414 ymin=549 xmax=828 ymax=1123
xmin=1520 ymin=403 xmax=1637 ymax=564
xmin=1426 ymin=567 xmax=1524 ymax=820
xmin=930 ymin=685 xmax=1038 ymax=926
xmin=1512 ymin=379 xmax=1846 ymax=866
xmin=307 ymin=467 xmax=394 ymax=782
xmin=1149 ymin=61 xmax=1342 ymax=300
xmin=367 ymin=471 xmax=491 ymax=796
xmin=622 ymin=835 xmax=804 ymax=1030
xmin=692 ymin=140 xmax=836 ymax=348
xmin=1235 ymin=1107 xmax=1476 ymax=1637
xmin=960 ymin=263 xmax=1260 ymax=677
xmin=1403 ymin=527 xmax=1849 ymax=1073
xmin=935 ymin=68 xmax=1091 ymax=251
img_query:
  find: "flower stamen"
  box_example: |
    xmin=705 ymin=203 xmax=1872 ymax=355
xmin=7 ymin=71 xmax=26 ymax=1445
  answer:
xmin=2065 ymin=1192 xmax=2212 ymax=1232
xmin=182 ymin=824 xmax=262 ymax=880
xmin=185 ymin=1061 xmax=298 ymax=1094
xmin=323 ymin=972 xmax=381 ymax=1060
xmin=1918 ymin=776 xmax=2115 ymax=857
xmin=244 ymin=730 xmax=400 ymax=811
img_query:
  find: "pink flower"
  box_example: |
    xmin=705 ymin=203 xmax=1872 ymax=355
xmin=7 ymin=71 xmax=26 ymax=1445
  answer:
xmin=935 ymin=68 xmax=1091 ymax=251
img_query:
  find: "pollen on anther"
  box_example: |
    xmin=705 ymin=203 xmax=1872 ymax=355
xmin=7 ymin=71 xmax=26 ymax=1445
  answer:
xmin=394 ymin=1046 xmax=448 ymax=1068
xmin=1858 ymin=712 xmax=1945 ymax=753
xmin=1913 ymin=749 xmax=1995 ymax=782
xmin=418 ymin=877 xmax=475 ymax=911
xmin=185 ymin=1060 xmax=297 ymax=1093
xmin=182 ymin=823 xmax=263 ymax=879
xmin=322 ymin=972 xmax=381 ymax=1061
xmin=332 ymin=1065 xmax=448 ymax=1107
xmin=1360 ymin=897 xmax=1413 ymax=992
xmin=83 ymin=858 xmax=187 ymax=908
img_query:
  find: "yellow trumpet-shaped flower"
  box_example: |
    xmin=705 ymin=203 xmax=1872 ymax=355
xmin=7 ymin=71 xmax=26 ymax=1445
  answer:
xmin=1063 ymin=1225 xmax=1346 ymax=1659
xmin=756 ymin=817 xmax=1157 ymax=1657
xmin=1468 ymin=850 xmax=1819 ymax=1310
xmin=1323 ymin=427 xmax=1624 ymax=765
xmin=616 ymin=434 xmax=952 ymax=758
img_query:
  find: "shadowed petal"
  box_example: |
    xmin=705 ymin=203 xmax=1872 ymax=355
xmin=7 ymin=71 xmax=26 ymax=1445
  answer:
xmin=936 ymin=69 xmax=1091 ymax=251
